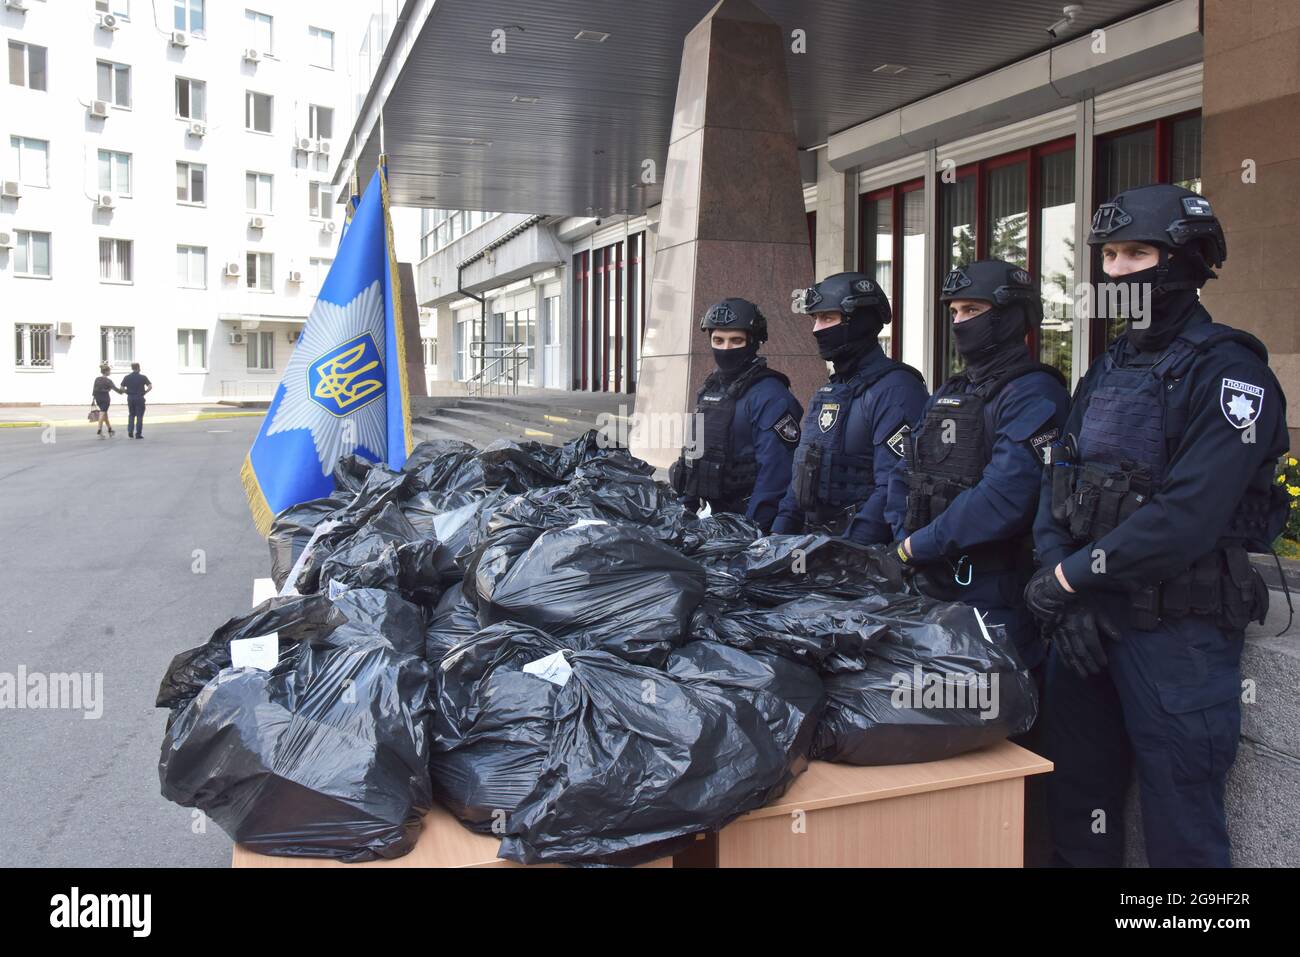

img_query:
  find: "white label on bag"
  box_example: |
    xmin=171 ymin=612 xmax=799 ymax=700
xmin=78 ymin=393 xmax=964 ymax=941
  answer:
xmin=327 ymin=579 xmax=348 ymax=600
xmin=973 ymin=608 xmax=994 ymax=645
xmin=569 ymin=519 xmax=608 ymax=529
xmin=522 ymin=650 xmax=573 ymax=687
xmin=230 ymin=633 xmax=280 ymax=671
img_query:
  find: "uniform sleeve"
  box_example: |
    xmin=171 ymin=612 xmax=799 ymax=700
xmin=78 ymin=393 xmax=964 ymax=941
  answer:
xmin=745 ymin=383 xmax=804 ymax=533
xmin=884 ymin=395 xmax=934 ymax=540
xmin=907 ymin=377 xmax=1068 ymax=563
xmin=845 ymin=374 xmax=929 ymax=545
xmin=1059 ymin=356 xmax=1287 ymax=591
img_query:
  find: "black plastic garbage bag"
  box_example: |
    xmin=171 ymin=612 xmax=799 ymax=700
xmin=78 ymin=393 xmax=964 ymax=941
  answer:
xmin=329 ymin=587 xmax=426 ymax=658
xmin=714 ymin=535 xmax=897 ymax=605
xmin=428 ymin=623 xmax=564 ymax=831
xmin=424 ymin=582 xmax=481 ymax=665
xmin=679 ymin=512 xmax=764 ymax=558
xmin=476 ymin=522 xmax=706 ymax=667
xmin=811 ymin=596 xmax=1038 ymax=765
xmin=305 ymin=502 xmax=423 ymax=596
xmin=156 ymin=595 xmax=344 ymax=719
xmin=403 ymin=438 xmax=477 ymax=475
xmin=319 ymin=523 xmax=457 ymax=609
xmin=401 ymin=489 xmax=479 ymax=536
xmin=267 ymin=495 xmax=351 ymax=589
xmin=158 ymin=634 xmax=433 ymax=862
xmin=498 ymin=646 xmax=810 ymax=865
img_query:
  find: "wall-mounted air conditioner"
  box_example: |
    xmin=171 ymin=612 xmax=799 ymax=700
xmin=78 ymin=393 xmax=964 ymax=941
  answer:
xmin=0 ymin=231 xmax=11 ymax=248
xmin=287 ymin=270 xmax=303 ymax=283
xmin=170 ymin=31 xmax=189 ymax=47
xmin=97 ymin=13 xmax=119 ymax=30
xmin=89 ymin=100 xmax=110 ymax=118
xmin=5 ymin=0 xmax=30 ymax=12
xmin=56 ymin=322 xmax=74 ymax=337
xmin=317 ymin=140 xmax=331 ymax=156
xmin=96 ymin=193 xmax=115 ymax=209
xmin=296 ymin=137 xmax=313 ymax=152
xmin=188 ymin=122 xmax=206 ymax=137
xmin=1 ymin=181 xmax=20 ymax=199
xmin=322 ymin=221 xmax=336 ymax=233
xmin=228 ymin=332 xmax=245 ymax=345
xmin=243 ymin=48 xmax=261 ymax=63
xmin=224 ymin=262 xmax=242 ymax=277
xmin=248 ymin=216 xmax=265 ymax=230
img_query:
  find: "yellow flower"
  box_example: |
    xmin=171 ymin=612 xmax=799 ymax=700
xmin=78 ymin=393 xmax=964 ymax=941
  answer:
xmin=1289 ymin=457 xmax=1297 ymax=466
xmin=1289 ymin=486 xmax=1300 ymax=497
xmin=1280 ymin=474 xmax=1288 ymax=484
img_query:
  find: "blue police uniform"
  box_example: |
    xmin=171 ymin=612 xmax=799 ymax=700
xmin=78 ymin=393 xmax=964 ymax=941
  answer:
xmin=673 ymin=359 xmax=803 ymax=533
xmin=1033 ymin=308 xmax=1288 ymax=866
xmin=772 ymin=343 xmax=928 ymax=544
xmin=887 ymin=361 xmax=1069 ymax=668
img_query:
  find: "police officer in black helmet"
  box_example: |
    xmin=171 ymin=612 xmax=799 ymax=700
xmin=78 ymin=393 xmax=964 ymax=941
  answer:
xmin=669 ymin=298 xmax=803 ymax=533
xmin=883 ymin=260 xmax=1070 ymax=672
xmin=772 ymin=273 xmax=928 ymax=543
xmin=1026 ymin=183 xmax=1289 ymax=867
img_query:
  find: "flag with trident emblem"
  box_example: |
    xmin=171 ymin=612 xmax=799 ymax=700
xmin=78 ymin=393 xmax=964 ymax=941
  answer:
xmin=241 ymin=162 xmax=412 ymax=535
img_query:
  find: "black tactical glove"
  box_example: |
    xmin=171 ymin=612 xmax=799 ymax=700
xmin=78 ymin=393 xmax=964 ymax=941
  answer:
xmin=1050 ymin=602 xmax=1122 ymax=678
xmin=878 ymin=541 xmax=915 ymax=592
xmin=1023 ymin=566 xmax=1075 ymax=627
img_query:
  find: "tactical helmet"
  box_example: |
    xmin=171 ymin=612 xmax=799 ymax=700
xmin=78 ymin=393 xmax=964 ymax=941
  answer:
xmin=700 ymin=297 xmax=768 ymax=344
xmin=791 ymin=272 xmax=892 ymax=326
xmin=1087 ymin=183 xmax=1227 ymax=270
xmin=940 ymin=259 xmax=1044 ymax=329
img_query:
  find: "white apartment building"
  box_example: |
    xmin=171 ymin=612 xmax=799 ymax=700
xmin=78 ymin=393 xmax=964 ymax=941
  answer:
xmin=1 ymin=0 xmax=355 ymax=405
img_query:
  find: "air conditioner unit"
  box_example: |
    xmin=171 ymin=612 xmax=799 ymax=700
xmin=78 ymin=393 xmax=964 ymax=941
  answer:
xmin=56 ymin=322 xmax=74 ymax=338
xmin=287 ymin=270 xmax=303 ymax=283
xmin=1 ymin=181 xmax=20 ymax=199
xmin=5 ymin=0 xmax=29 ymax=12
xmin=188 ymin=121 xmax=206 ymax=137
xmin=317 ymin=139 xmax=332 ymax=156
xmin=90 ymin=100 xmax=110 ymax=118
xmin=248 ymin=216 xmax=266 ymax=229
xmin=97 ymin=13 xmax=119 ymax=30
xmin=224 ymin=261 xmax=242 ymax=277
xmin=243 ymin=48 xmax=261 ymax=63
xmin=96 ymin=192 xmax=115 ymax=209
xmin=228 ymin=332 xmax=245 ymax=345
xmin=322 ymin=221 xmax=337 ymax=233
xmin=296 ymin=137 xmax=313 ymax=152
xmin=170 ymin=30 xmax=189 ymax=47
xmin=0 ymin=231 xmax=11 ymax=248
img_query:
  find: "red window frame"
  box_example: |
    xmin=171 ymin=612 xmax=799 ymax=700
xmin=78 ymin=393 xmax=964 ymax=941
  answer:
xmin=858 ymin=177 xmax=924 ymax=362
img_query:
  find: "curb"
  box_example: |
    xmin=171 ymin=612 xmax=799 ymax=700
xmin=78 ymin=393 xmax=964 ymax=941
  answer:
xmin=0 ymin=410 xmax=266 ymax=430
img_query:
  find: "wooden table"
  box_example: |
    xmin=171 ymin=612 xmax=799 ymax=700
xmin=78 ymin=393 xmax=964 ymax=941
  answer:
xmin=713 ymin=740 xmax=1051 ymax=867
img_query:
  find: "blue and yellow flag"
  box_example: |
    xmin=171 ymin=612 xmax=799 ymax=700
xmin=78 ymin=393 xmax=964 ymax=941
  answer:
xmin=241 ymin=162 xmax=412 ymax=535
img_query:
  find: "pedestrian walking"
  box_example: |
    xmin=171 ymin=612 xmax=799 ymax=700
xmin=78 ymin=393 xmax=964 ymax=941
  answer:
xmin=92 ymin=363 xmax=122 ymax=438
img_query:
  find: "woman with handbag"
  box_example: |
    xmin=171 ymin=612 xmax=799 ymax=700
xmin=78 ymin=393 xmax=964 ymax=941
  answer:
xmin=91 ymin=363 xmax=123 ymax=437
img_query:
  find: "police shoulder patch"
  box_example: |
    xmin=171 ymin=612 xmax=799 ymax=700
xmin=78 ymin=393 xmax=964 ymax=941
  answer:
xmin=1221 ymin=377 xmax=1264 ymax=429
xmin=886 ymin=423 xmax=910 ymax=458
xmin=1028 ymin=427 xmax=1060 ymax=464
xmin=773 ymin=412 xmax=801 ymax=445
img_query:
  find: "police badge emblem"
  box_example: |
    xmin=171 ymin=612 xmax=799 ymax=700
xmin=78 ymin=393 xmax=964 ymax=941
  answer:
xmin=818 ymin=403 xmax=840 ymax=433
xmin=1220 ymin=377 xmax=1263 ymax=430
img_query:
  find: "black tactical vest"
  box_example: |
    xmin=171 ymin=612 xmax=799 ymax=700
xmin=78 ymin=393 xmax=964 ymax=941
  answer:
xmin=669 ymin=359 xmax=791 ymax=507
xmin=1048 ymin=316 xmax=1287 ymax=631
xmin=790 ymin=359 xmax=925 ymax=525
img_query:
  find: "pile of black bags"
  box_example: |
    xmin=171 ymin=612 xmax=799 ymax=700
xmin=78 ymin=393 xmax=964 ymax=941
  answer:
xmin=157 ymin=431 xmax=1036 ymax=865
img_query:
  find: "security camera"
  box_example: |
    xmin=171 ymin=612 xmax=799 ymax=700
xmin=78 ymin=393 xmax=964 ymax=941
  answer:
xmin=594 ymin=218 xmax=602 ymax=226
xmin=1047 ymin=4 xmax=1084 ymax=38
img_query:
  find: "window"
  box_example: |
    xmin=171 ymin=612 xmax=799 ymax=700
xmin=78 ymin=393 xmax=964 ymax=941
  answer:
xmin=176 ymin=245 xmax=206 ymax=288
xmin=15 ymin=323 xmax=53 ymax=368
xmin=246 ymin=252 xmax=272 ymax=291
xmin=177 ymin=329 xmax=207 ymax=369
xmin=174 ymin=0 xmax=204 ymax=34
xmin=1092 ymin=111 xmax=1203 ymax=355
xmin=9 ymin=136 xmax=49 ymax=188
xmin=245 ymin=171 xmax=273 ymax=212
xmin=95 ymin=1 xmax=130 ymax=17
xmin=247 ymin=330 xmax=274 ymax=369
xmin=101 ymin=326 xmax=134 ymax=367
xmin=176 ymin=161 xmax=206 ymax=204
xmin=308 ymin=182 xmax=332 ymax=220
xmin=245 ymin=91 xmax=272 ymax=133
xmin=308 ymin=104 xmax=333 ymax=140
xmin=98 ymin=238 xmax=133 ymax=283
xmin=1038 ymin=148 xmax=1077 ymax=382
xmin=175 ymin=77 xmax=206 ymax=120
xmin=97 ymin=150 xmax=132 ymax=197
xmin=8 ymin=41 xmax=47 ymax=91
xmin=860 ymin=180 xmax=924 ymax=363
xmin=245 ymin=10 xmax=273 ymax=54
xmin=96 ymin=60 xmax=131 ymax=108
xmin=422 ymin=337 xmax=437 ymax=367
xmin=309 ymin=256 xmax=332 ymax=293
xmin=307 ymin=26 xmax=334 ymax=69
xmin=14 ymin=230 xmax=51 ymax=278
xmin=421 ymin=209 xmax=501 ymax=254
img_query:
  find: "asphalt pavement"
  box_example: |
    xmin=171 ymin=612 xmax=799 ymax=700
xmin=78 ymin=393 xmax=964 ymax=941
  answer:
xmin=0 ymin=416 xmax=268 ymax=867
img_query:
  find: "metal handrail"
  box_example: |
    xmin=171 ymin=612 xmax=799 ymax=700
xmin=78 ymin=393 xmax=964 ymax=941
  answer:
xmin=465 ymin=341 xmax=529 ymax=397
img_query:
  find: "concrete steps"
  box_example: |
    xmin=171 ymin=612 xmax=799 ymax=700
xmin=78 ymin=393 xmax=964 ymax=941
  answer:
xmin=411 ymin=392 xmax=629 ymax=448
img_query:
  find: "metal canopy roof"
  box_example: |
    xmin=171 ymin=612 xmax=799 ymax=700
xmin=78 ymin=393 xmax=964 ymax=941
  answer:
xmin=340 ymin=0 xmax=1163 ymax=215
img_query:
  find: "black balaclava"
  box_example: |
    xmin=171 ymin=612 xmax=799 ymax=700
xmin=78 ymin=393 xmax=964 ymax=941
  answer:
xmin=712 ymin=336 xmax=759 ymax=381
xmin=952 ymin=303 xmax=1029 ymax=381
xmin=815 ymin=311 xmax=884 ymax=374
xmin=1115 ymin=250 xmax=1206 ymax=353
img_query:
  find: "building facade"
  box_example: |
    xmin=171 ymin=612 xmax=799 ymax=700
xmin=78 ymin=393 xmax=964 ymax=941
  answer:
xmin=1 ymin=0 xmax=355 ymax=405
